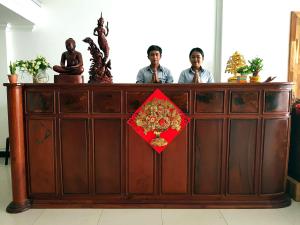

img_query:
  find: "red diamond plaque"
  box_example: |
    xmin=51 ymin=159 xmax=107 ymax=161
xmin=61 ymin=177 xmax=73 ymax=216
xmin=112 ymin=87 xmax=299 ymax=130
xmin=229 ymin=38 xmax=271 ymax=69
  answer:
xmin=127 ymin=89 xmax=190 ymax=153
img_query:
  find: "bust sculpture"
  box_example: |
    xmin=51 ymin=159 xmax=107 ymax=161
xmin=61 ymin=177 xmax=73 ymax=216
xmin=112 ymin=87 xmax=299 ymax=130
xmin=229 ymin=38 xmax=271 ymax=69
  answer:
xmin=53 ymin=38 xmax=84 ymax=75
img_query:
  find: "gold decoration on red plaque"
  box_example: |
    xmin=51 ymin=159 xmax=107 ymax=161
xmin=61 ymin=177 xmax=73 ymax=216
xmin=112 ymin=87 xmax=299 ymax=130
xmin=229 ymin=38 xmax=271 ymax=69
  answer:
xmin=127 ymin=89 xmax=190 ymax=153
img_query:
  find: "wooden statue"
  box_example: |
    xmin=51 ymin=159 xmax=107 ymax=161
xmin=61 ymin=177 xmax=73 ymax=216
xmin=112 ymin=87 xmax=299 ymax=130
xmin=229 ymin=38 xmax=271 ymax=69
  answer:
xmin=94 ymin=12 xmax=109 ymax=64
xmin=53 ymin=38 xmax=84 ymax=75
xmin=84 ymin=13 xmax=112 ymax=83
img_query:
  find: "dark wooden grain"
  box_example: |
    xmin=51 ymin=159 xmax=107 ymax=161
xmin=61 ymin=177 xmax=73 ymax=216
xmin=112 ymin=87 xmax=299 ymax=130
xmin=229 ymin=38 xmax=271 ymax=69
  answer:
xmin=61 ymin=119 xmax=89 ymax=194
xmin=228 ymin=119 xmax=257 ymax=194
xmin=194 ymin=119 xmax=222 ymax=194
xmin=261 ymin=119 xmax=289 ymax=194
xmin=94 ymin=119 xmax=121 ymax=194
xmin=27 ymin=119 xmax=56 ymax=195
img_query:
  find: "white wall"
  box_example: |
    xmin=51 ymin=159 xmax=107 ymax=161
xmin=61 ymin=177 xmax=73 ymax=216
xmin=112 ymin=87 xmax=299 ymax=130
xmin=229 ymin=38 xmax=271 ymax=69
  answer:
xmin=0 ymin=26 xmax=8 ymax=148
xmin=110 ymin=0 xmax=216 ymax=83
xmin=0 ymin=0 xmax=216 ymax=148
xmin=8 ymin=0 xmax=216 ymax=84
xmin=222 ymin=0 xmax=300 ymax=82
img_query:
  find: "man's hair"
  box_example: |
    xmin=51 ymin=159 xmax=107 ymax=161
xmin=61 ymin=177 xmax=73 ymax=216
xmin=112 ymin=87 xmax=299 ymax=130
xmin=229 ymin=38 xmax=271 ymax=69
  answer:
xmin=189 ymin=47 xmax=204 ymax=58
xmin=147 ymin=45 xmax=162 ymax=56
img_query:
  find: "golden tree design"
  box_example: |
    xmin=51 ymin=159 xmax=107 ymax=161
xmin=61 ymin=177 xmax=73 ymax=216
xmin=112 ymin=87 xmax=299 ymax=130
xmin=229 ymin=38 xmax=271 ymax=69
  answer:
xmin=135 ymin=98 xmax=182 ymax=147
xmin=225 ymin=51 xmax=247 ymax=75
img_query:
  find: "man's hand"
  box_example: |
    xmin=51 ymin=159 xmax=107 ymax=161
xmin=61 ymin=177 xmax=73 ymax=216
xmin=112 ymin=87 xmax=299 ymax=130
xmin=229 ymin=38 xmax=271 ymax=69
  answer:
xmin=152 ymin=69 xmax=160 ymax=83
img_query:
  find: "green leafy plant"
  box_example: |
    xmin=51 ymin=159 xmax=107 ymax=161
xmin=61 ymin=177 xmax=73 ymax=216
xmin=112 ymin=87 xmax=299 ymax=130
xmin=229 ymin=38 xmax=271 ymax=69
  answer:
xmin=9 ymin=61 xmax=17 ymax=75
xmin=248 ymin=57 xmax=263 ymax=76
xmin=16 ymin=56 xmax=51 ymax=78
xmin=236 ymin=65 xmax=251 ymax=75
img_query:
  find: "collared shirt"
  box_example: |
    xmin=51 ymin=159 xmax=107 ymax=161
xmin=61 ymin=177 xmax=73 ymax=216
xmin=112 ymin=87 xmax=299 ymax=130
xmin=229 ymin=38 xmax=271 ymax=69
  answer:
xmin=136 ymin=65 xmax=174 ymax=83
xmin=178 ymin=67 xmax=214 ymax=83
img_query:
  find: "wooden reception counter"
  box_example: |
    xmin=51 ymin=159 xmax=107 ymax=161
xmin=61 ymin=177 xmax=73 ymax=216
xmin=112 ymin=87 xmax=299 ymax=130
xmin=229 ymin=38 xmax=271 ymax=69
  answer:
xmin=4 ymin=83 xmax=292 ymax=212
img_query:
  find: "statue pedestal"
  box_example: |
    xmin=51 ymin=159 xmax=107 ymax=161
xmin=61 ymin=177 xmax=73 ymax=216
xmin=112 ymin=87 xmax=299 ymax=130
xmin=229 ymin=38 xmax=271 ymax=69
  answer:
xmin=54 ymin=75 xmax=84 ymax=84
xmin=88 ymin=75 xmax=113 ymax=84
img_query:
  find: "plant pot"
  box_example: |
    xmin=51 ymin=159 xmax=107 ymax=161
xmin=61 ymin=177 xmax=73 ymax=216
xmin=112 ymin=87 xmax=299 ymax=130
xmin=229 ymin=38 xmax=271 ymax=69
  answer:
xmin=250 ymin=76 xmax=260 ymax=83
xmin=7 ymin=74 xmax=18 ymax=83
xmin=237 ymin=75 xmax=248 ymax=83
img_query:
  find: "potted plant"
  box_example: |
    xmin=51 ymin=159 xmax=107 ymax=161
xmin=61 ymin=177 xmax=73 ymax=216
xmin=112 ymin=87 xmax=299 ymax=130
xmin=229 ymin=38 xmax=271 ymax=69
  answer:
xmin=236 ymin=65 xmax=251 ymax=83
xmin=17 ymin=56 xmax=51 ymax=83
xmin=248 ymin=57 xmax=263 ymax=83
xmin=8 ymin=61 xmax=18 ymax=83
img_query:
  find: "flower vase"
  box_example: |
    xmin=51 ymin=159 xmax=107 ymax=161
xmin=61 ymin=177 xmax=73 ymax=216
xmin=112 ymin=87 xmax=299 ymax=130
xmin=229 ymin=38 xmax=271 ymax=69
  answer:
xmin=151 ymin=130 xmax=168 ymax=147
xmin=33 ymin=70 xmax=49 ymax=83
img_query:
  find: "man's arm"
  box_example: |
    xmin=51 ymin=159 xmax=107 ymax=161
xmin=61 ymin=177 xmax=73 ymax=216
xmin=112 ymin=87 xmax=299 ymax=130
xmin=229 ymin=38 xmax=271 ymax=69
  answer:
xmin=165 ymin=69 xmax=174 ymax=83
xmin=136 ymin=69 xmax=144 ymax=83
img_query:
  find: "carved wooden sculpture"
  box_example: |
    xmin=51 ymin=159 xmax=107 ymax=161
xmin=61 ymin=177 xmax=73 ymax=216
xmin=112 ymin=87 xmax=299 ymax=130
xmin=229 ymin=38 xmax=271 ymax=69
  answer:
xmin=84 ymin=13 xmax=112 ymax=83
xmin=53 ymin=38 xmax=84 ymax=75
xmin=94 ymin=12 xmax=110 ymax=63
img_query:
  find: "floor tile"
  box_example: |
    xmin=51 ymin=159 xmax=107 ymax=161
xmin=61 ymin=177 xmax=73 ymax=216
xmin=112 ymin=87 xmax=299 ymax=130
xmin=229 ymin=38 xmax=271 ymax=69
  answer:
xmin=0 ymin=160 xmax=12 ymax=211
xmin=99 ymin=209 xmax=162 ymax=225
xmin=0 ymin=209 xmax=44 ymax=225
xmin=2 ymin=157 xmax=300 ymax=225
xmin=220 ymin=207 xmax=294 ymax=225
xmin=275 ymin=200 xmax=300 ymax=225
xmin=162 ymin=209 xmax=227 ymax=225
xmin=33 ymin=209 xmax=102 ymax=225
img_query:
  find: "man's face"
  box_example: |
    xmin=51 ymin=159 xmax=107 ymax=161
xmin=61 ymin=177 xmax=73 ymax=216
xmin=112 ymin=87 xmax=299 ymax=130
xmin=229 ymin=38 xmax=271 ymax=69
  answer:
xmin=190 ymin=51 xmax=203 ymax=69
xmin=148 ymin=50 xmax=161 ymax=66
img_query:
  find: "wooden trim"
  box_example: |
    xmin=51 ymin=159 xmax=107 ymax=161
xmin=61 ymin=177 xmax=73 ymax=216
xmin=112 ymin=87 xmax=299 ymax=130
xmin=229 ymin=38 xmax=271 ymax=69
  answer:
xmin=288 ymin=12 xmax=300 ymax=99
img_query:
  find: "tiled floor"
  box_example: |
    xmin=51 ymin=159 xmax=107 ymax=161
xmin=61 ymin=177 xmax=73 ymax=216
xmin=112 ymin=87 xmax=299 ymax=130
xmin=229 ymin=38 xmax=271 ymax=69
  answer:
xmin=1 ymin=158 xmax=300 ymax=225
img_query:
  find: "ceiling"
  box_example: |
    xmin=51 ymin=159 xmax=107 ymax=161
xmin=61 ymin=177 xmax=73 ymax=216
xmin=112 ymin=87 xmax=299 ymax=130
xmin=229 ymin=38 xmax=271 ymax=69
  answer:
xmin=0 ymin=3 xmax=34 ymax=26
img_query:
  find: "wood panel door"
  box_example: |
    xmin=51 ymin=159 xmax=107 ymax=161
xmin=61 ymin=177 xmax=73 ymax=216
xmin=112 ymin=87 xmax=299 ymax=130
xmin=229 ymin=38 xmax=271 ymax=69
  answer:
xmin=194 ymin=119 xmax=223 ymax=195
xmin=161 ymin=128 xmax=189 ymax=194
xmin=60 ymin=119 xmax=89 ymax=195
xmin=228 ymin=119 xmax=257 ymax=195
xmin=27 ymin=118 xmax=56 ymax=196
xmin=94 ymin=119 xmax=122 ymax=194
xmin=261 ymin=119 xmax=289 ymax=194
xmin=127 ymin=126 xmax=156 ymax=195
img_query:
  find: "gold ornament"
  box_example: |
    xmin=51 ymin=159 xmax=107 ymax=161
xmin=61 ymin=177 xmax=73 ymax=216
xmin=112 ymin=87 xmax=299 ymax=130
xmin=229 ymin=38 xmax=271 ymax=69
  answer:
xmin=225 ymin=51 xmax=247 ymax=75
xmin=135 ymin=98 xmax=182 ymax=147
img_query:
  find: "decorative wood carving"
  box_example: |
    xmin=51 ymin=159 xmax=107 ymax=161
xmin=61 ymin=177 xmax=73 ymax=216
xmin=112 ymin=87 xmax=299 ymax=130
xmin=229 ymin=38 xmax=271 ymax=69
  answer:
xmin=83 ymin=13 xmax=112 ymax=83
